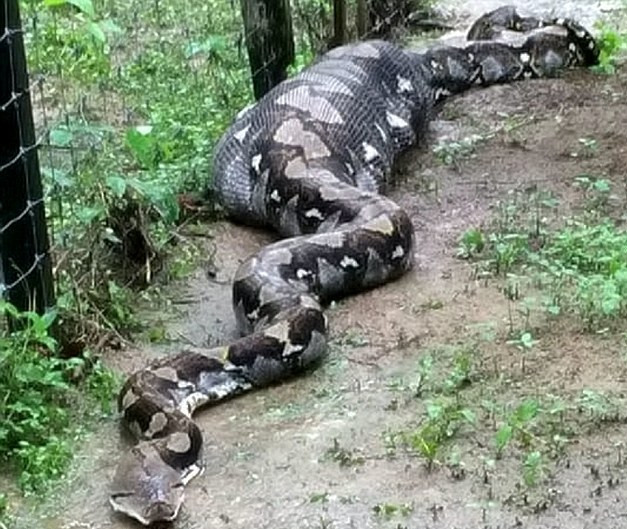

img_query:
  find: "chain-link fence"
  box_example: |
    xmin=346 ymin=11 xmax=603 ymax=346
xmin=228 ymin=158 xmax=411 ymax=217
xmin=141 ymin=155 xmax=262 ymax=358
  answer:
xmin=0 ymin=0 xmax=54 ymax=319
xmin=0 ymin=0 xmax=424 ymax=338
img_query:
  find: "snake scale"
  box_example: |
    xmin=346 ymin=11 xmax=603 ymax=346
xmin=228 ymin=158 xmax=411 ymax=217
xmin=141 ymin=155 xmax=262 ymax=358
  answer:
xmin=109 ymin=6 xmax=599 ymax=525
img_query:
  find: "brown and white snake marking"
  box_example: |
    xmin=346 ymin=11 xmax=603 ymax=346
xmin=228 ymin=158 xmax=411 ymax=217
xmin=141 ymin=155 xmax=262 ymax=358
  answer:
xmin=109 ymin=6 xmax=599 ymax=525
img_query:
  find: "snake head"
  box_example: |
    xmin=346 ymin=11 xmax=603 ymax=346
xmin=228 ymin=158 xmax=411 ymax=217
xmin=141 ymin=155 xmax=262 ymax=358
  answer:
xmin=110 ymin=446 xmax=186 ymax=525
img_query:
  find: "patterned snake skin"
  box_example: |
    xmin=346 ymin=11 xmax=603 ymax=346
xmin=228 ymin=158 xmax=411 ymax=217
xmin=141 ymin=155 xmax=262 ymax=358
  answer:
xmin=109 ymin=7 xmax=599 ymax=525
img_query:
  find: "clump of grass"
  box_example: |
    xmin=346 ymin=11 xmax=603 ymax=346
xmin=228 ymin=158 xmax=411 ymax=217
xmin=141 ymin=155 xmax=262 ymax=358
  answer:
xmin=458 ymin=180 xmax=627 ymax=331
xmin=20 ymin=0 xmax=256 ymax=344
xmin=592 ymin=21 xmax=627 ymax=74
xmin=433 ymin=134 xmax=486 ymax=166
xmin=372 ymin=501 xmax=414 ymax=519
xmin=322 ymin=438 xmax=366 ymax=467
xmin=391 ymin=397 xmax=476 ymax=469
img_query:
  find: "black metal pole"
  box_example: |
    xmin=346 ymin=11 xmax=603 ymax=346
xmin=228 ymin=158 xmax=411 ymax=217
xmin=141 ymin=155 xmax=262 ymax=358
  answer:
xmin=0 ymin=0 xmax=55 ymax=318
xmin=240 ymin=0 xmax=295 ymax=100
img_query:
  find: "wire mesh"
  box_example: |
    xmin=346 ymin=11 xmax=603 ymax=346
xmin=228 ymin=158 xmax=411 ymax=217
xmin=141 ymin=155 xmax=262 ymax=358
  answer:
xmin=0 ymin=0 xmax=55 ymax=317
xmin=3 ymin=0 xmax=423 ymax=336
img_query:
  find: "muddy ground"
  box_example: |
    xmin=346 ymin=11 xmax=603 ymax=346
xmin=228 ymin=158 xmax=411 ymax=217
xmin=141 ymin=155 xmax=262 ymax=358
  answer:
xmin=12 ymin=4 xmax=627 ymax=529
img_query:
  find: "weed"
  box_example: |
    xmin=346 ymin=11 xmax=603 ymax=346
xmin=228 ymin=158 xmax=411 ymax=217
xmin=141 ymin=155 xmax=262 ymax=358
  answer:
xmin=571 ymin=137 xmax=598 ymax=158
xmin=578 ymin=389 xmax=622 ymax=423
xmin=574 ymin=174 xmax=612 ymax=213
xmin=20 ymin=0 xmax=257 ymax=346
xmin=463 ymin=184 xmax=627 ymax=332
xmin=386 ymin=353 xmax=433 ymax=398
xmin=592 ymin=21 xmax=627 ymax=74
xmin=412 ymin=353 xmax=434 ymax=397
xmin=372 ymin=502 xmax=414 ymax=519
xmin=495 ymin=399 xmax=541 ymax=458
xmin=323 ymin=438 xmax=366 ymax=467
xmin=316 ymin=516 xmax=335 ymax=529
xmin=535 ymin=220 xmax=627 ymax=330
xmin=433 ymin=134 xmax=485 ymax=166
xmin=443 ymin=347 xmax=473 ymax=393
xmin=506 ymin=331 xmax=537 ymax=373
xmin=457 ymin=228 xmax=485 ymax=259
xmin=310 ymin=492 xmax=330 ymax=504
xmin=0 ymin=301 xmax=117 ymax=495
xmin=522 ymin=450 xmax=543 ymax=487
xmin=488 ymin=232 xmax=530 ymax=276
xmin=396 ymin=398 xmax=475 ymax=468
xmin=446 ymin=447 xmax=466 ymax=479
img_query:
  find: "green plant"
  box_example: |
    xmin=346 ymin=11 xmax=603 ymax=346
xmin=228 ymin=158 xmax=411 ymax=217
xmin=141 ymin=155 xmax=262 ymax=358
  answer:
xmin=388 ymin=354 xmax=433 ymax=397
xmin=25 ymin=0 xmax=120 ymax=83
xmin=488 ymin=232 xmax=530 ymax=276
xmin=506 ymin=331 xmax=536 ymax=372
xmin=578 ymin=389 xmax=621 ymax=422
xmin=443 ymin=347 xmax=473 ymax=393
xmin=397 ymin=398 xmax=475 ymax=468
xmin=322 ymin=438 xmax=366 ymax=467
xmin=372 ymin=502 xmax=413 ymax=519
xmin=457 ymin=228 xmax=485 ymax=259
xmin=534 ymin=220 xmax=627 ymax=330
xmin=0 ymin=301 xmax=117 ymax=495
xmin=495 ymin=399 xmax=540 ymax=458
xmin=20 ymin=0 xmax=258 ymax=346
xmin=433 ymin=134 xmax=485 ymax=166
xmin=571 ymin=137 xmax=598 ymax=158
xmin=463 ymin=183 xmax=627 ymax=332
xmin=573 ymin=174 xmax=612 ymax=213
xmin=592 ymin=21 xmax=627 ymax=74
xmin=522 ymin=450 xmax=543 ymax=487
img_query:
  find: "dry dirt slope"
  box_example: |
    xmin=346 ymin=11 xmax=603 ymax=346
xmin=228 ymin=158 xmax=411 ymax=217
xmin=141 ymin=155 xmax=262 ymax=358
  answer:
xmin=14 ymin=33 xmax=627 ymax=529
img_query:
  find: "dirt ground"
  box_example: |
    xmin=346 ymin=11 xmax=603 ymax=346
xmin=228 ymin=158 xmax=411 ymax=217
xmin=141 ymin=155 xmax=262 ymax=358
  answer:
xmin=12 ymin=7 xmax=627 ymax=529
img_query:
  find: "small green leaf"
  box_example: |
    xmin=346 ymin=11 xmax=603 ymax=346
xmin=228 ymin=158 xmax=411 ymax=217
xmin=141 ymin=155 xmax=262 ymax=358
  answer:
xmin=86 ymin=21 xmax=106 ymax=43
xmin=40 ymin=309 xmax=58 ymax=330
xmin=515 ymin=399 xmax=540 ymax=424
xmin=41 ymin=167 xmax=72 ymax=188
xmin=520 ymin=332 xmax=535 ymax=349
xmin=49 ymin=125 xmax=73 ymax=147
xmin=76 ymin=205 xmax=105 ymax=224
xmin=44 ymin=0 xmax=95 ymax=17
xmin=459 ymin=408 xmax=476 ymax=424
xmin=126 ymin=126 xmax=157 ymax=169
xmin=523 ymin=450 xmax=543 ymax=487
xmin=495 ymin=424 xmax=513 ymax=454
xmin=105 ymin=175 xmax=127 ymax=197
xmin=593 ymin=179 xmax=611 ymax=193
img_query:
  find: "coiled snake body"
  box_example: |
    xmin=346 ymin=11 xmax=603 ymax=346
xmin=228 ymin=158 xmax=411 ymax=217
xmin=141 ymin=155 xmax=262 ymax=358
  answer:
xmin=110 ymin=7 xmax=599 ymax=525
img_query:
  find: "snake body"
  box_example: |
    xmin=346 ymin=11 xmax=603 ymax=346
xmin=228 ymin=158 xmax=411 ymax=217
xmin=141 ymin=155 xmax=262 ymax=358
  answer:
xmin=110 ymin=7 xmax=599 ymax=525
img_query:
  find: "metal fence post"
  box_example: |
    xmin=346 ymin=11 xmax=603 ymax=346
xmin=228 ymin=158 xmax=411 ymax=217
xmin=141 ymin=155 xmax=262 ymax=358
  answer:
xmin=240 ymin=0 xmax=295 ymax=100
xmin=0 ymin=0 xmax=55 ymax=320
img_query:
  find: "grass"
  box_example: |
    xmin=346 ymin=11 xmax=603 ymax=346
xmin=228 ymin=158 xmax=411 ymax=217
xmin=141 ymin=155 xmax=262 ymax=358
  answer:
xmin=457 ymin=175 xmax=627 ymax=332
xmin=593 ymin=20 xmax=627 ymax=74
xmin=5 ymin=0 xmax=295 ymax=505
xmin=378 ymin=154 xmax=627 ymax=505
xmin=0 ymin=301 xmax=117 ymax=524
xmin=419 ymin=151 xmax=627 ymax=487
xmin=21 ymin=0 xmax=365 ymax=348
xmin=13 ymin=0 xmax=435 ymax=506
xmin=21 ymin=0 xmax=256 ymax=343
xmin=8 ymin=0 xmax=627 ymax=525
xmin=379 ymin=334 xmax=627 ymax=498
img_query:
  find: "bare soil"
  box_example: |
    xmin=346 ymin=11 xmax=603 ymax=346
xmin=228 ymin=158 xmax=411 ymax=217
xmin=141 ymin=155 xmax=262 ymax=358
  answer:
xmin=12 ymin=13 xmax=627 ymax=529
